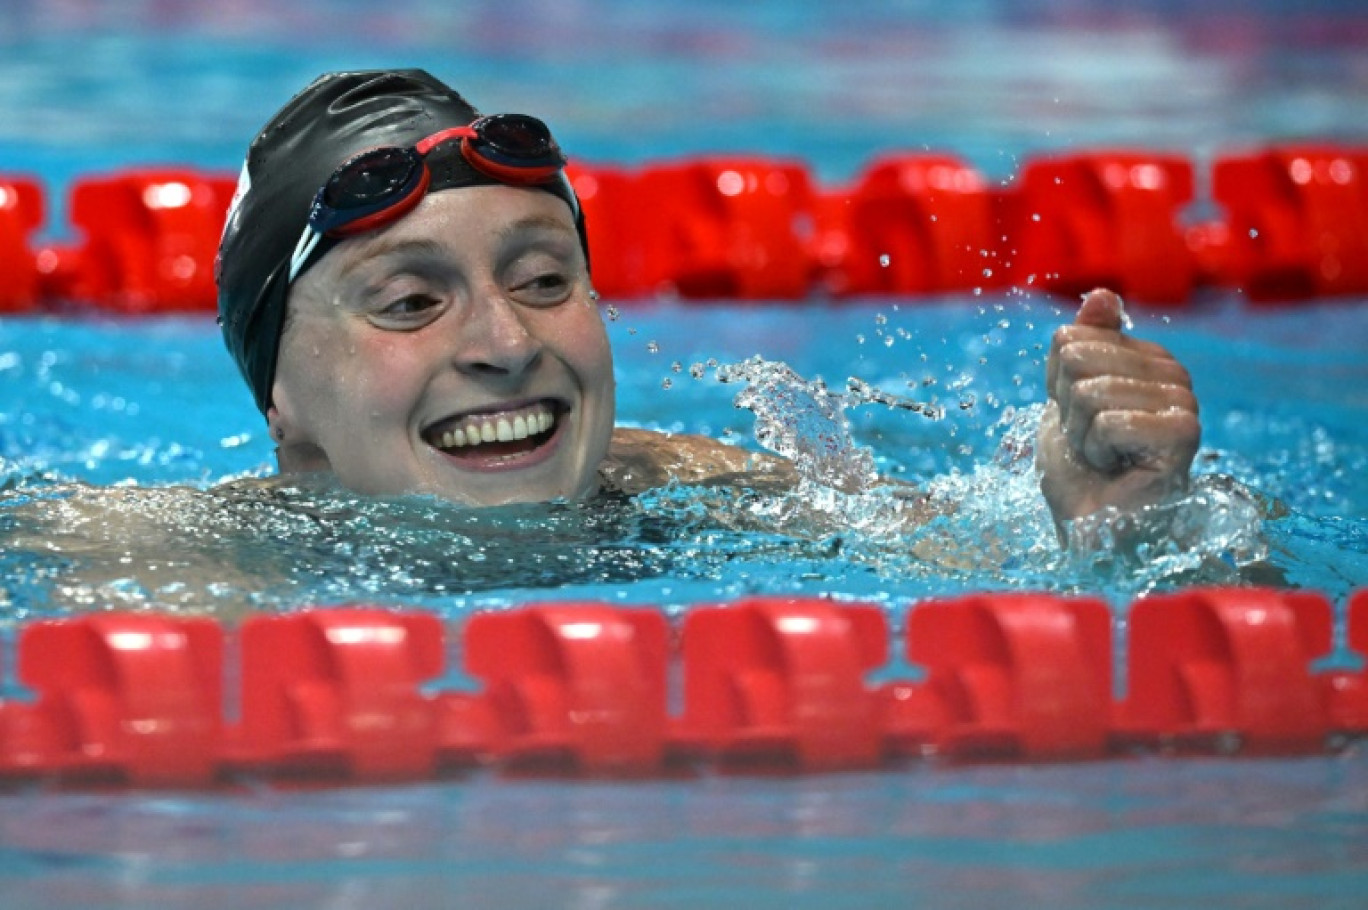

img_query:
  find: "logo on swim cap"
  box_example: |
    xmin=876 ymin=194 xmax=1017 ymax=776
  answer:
xmin=221 ymin=160 xmax=252 ymax=243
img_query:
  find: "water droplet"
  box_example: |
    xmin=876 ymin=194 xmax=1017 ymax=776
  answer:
xmin=874 ymin=313 xmax=887 ymax=325
xmin=661 ymin=378 xmax=672 ymax=390
xmin=671 ymin=360 xmax=682 ymax=373
xmin=878 ymin=254 xmax=891 ymax=268
xmin=1031 ymin=213 xmax=1041 ymax=222
xmin=689 ymin=362 xmax=706 ymax=379
xmin=606 ymin=304 xmax=620 ymax=321
xmin=1248 ymin=228 xmax=1260 ymax=239
xmin=982 ymin=268 xmax=993 ymax=278
xmin=646 ymin=341 xmax=659 ymax=353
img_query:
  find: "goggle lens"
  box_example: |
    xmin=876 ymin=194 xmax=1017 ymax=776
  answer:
xmin=321 ymin=147 xmax=421 ymax=210
xmin=290 ymin=114 xmax=575 ymax=284
xmin=474 ymin=114 xmax=559 ymax=165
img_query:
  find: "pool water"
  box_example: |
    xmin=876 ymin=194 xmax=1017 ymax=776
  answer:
xmin=2 ymin=0 xmax=1368 ymax=907
xmin=1 ymin=755 xmax=1365 ymax=910
xmin=2 ymin=297 xmax=1364 ymax=617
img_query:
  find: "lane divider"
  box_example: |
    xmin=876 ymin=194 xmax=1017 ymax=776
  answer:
xmin=2 ymin=144 xmax=1366 ymax=313
xmin=0 ymin=587 xmax=1363 ymax=787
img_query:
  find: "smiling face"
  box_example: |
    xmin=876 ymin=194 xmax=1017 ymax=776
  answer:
xmin=267 ymin=185 xmax=615 ymax=506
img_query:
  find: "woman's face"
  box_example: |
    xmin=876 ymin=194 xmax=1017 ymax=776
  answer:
xmin=268 ymin=185 xmax=615 ymax=506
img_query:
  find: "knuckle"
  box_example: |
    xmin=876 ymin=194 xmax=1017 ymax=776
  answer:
xmin=1070 ymin=375 xmax=1111 ymax=409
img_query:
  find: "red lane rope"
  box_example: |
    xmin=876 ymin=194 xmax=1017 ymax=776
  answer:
xmin=2 ymin=143 xmax=1366 ymax=313
xmin=1 ymin=587 xmax=1365 ymax=788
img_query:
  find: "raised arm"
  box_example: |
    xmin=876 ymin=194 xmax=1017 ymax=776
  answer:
xmin=1036 ymin=288 xmax=1201 ymax=541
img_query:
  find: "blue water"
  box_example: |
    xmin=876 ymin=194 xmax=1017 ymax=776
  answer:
xmin=1 ymin=756 xmax=1366 ymax=910
xmin=2 ymin=1 xmax=1368 ymax=908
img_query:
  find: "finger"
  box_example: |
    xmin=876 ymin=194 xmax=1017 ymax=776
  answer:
xmin=1053 ymin=343 xmax=1187 ymax=420
xmin=1047 ymin=293 xmax=1124 ymax=395
xmin=1054 ymin=340 xmax=1193 ymax=404
xmin=1050 ymin=344 xmax=1192 ymax=421
xmin=1062 ymin=376 xmax=1199 ymax=460
xmin=1081 ymin=409 xmax=1201 ymax=476
xmin=1075 ymin=288 xmax=1126 ymax=331
xmin=1045 ymin=326 xmax=1174 ymax=397
xmin=1051 ymin=324 xmax=1173 ymax=360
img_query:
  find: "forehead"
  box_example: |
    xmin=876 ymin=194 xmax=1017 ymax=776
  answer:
xmin=326 ymin=185 xmax=579 ymax=278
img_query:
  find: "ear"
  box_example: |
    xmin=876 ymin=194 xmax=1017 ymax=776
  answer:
xmin=266 ymin=396 xmax=331 ymax=475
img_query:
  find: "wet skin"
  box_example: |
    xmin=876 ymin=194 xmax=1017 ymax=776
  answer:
xmin=269 ymin=186 xmax=617 ymax=506
xmin=1037 ymin=288 xmax=1201 ymax=536
xmin=268 ymin=183 xmax=1200 ymax=534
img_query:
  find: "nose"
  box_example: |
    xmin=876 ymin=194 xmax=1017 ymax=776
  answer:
xmin=452 ymin=288 xmax=543 ymax=378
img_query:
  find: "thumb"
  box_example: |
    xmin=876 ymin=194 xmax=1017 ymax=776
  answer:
xmin=1075 ymin=288 xmax=1126 ymax=332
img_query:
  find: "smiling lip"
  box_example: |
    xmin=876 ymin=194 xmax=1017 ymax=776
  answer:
xmin=422 ymin=399 xmax=564 ymax=471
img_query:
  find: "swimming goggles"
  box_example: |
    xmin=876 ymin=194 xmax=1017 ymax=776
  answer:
xmin=288 ymin=113 xmax=575 ymax=282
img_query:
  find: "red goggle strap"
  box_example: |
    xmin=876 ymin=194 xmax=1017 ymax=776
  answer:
xmin=414 ymin=126 xmax=476 ymax=156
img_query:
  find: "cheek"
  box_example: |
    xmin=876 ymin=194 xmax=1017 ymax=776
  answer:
xmin=340 ymin=335 xmax=429 ymax=414
xmin=279 ymin=327 xmax=424 ymax=432
xmin=559 ymin=307 xmax=615 ymax=390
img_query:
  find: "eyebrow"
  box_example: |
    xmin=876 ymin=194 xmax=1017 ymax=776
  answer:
xmin=336 ymin=236 xmax=450 ymax=284
xmin=332 ymin=211 xmax=580 ymax=290
xmin=495 ymin=214 xmax=578 ymax=245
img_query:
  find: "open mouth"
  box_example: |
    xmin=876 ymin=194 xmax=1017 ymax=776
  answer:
xmin=422 ymin=400 xmax=562 ymax=463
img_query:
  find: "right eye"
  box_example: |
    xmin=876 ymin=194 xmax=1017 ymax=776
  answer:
xmin=370 ymin=293 xmax=446 ymax=329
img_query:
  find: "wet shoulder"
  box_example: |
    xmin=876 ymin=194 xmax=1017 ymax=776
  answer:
xmin=600 ymin=427 xmax=798 ymax=496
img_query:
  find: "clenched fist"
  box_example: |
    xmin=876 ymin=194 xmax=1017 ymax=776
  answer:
xmin=1037 ymin=288 xmax=1201 ymax=539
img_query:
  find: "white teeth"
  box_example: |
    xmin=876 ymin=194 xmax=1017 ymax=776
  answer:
xmin=432 ymin=403 xmax=557 ymax=450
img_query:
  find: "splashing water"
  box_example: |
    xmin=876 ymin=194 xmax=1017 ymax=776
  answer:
xmin=716 ymin=356 xmax=881 ymax=493
xmin=0 ymin=322 xmax=1306 ymax=619
xmin=694 ymin=355 xmax=1272 ymax=601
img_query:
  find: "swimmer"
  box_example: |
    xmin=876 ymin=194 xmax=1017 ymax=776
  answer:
xmin=216 ymin=69 xmax=1201 ymax=542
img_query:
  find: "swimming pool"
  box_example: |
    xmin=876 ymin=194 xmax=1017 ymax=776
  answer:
xmin=2 ymin=1 xmax=1368 ymax=907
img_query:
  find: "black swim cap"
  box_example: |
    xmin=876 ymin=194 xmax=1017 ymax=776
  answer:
xmin=216 ymin=69 xmax=587 ymax=414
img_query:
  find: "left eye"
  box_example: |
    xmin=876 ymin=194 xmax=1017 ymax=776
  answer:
xmin=381 ymin=294 xmax=440 ymax=316
xmin=513 ymin=272 xmax=572 ymax=303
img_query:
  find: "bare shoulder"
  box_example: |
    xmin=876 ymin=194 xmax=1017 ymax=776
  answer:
xmin=600 ymin=427 xmax=798 ymax=495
